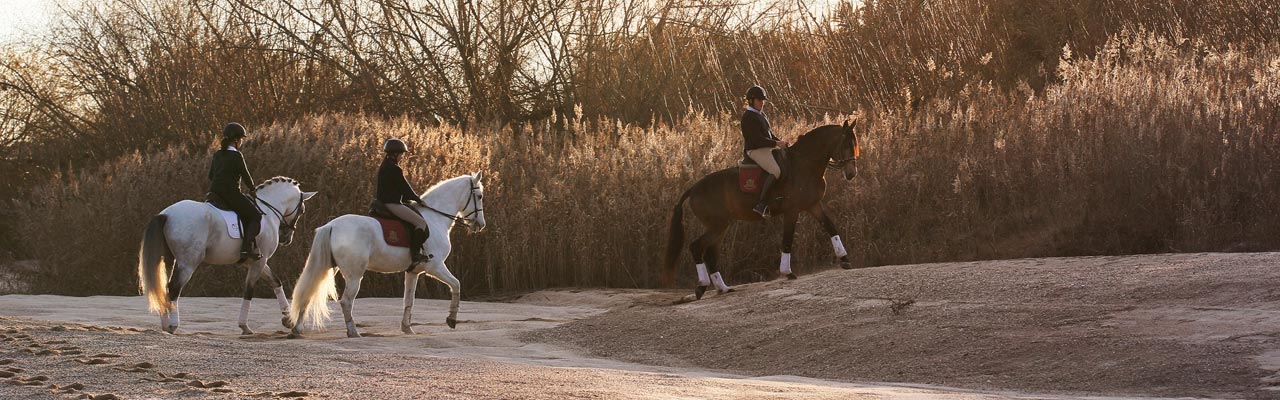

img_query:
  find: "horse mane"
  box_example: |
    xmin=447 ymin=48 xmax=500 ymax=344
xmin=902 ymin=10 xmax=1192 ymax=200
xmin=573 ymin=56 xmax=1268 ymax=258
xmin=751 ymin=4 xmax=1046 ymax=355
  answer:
xmin=790 ymin=124 xmax=842 ymax=150
xmin=254 ymin=176 xmax=300 ymax=191
xmin=423 ymin=174 xmax=479 ymax=195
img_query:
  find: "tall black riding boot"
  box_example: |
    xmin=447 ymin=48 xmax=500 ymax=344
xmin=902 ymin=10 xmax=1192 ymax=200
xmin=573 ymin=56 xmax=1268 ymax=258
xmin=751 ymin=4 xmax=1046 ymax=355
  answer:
xmin=753 ymin=174 xmax=777 ymax=217
xmin=409 ymin=228 xmax=429 ymax=267
xmin=239 ymin=237 xmax=261 ymax=262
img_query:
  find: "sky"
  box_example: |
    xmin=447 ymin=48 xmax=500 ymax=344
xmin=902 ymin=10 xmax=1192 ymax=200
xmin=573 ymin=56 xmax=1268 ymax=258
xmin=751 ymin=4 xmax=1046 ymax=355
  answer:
xmin=0 ymin=0 xmax=74 ymax=44
xmin=0 ymin=0 xmax=852 ymax=44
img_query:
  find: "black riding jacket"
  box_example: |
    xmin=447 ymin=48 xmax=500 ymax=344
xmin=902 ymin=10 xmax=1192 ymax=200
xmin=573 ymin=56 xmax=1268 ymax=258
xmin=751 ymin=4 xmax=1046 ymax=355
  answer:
xmin=208 ymin=148 xmax=255 ymax=194
xmin=741 ymin=108 xmax=779 ymax=157
xmin=377 ymin=158 xmax=422 ymax=204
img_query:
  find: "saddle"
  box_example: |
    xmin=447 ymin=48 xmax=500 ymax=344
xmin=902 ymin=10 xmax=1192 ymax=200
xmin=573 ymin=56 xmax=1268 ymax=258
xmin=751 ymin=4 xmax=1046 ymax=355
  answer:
xmin=368 ymin=201 xmax=413 ymax=248
xmin=737 ymin=149 xmax=788 ymax=194
xmin=206 ymin=192 xmax=248 ymax=239
xmin=206 ymin=191 xmax=234 ymax=211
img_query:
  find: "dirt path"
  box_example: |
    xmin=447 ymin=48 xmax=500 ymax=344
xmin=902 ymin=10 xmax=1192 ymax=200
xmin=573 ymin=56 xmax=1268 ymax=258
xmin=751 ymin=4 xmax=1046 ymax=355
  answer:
xmin=0 ymin=294 xmax=1099 ymax=399
xmin=535 ymin=253 xmax=1280 ymax=399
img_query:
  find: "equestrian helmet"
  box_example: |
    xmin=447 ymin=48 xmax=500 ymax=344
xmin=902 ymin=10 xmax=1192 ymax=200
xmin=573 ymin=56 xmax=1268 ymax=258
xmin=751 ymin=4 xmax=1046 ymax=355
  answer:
xmin=222 ymin=122 xmax=247 ymax=140
xmin=384 ymin=138 xmax=409 ymax=153
xmin=746 ymin=85 xmax=768 ymax=100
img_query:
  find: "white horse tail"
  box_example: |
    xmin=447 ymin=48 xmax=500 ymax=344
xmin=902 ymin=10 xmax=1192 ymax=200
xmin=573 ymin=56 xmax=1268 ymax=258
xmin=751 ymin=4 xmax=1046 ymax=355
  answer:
xmin=138 ymin=214 xmax=173 ymax=314
xmin=290 ymin=224 xmax=338 ymax=330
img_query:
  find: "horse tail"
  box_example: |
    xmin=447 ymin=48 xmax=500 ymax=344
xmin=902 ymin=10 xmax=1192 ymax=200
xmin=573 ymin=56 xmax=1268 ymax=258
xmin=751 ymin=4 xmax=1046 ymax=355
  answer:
xmin=138 ymin=214 xmax=172 ymax=314
xmin=662 ymin=188 xmax=692 ymax=286
xmin=290 ymin=224 xmax=338 ymax=331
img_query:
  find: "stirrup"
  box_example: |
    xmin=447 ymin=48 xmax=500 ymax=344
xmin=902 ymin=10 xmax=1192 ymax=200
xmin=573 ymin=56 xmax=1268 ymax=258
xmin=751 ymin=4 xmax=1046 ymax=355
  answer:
xmin=407 ymin=253 xmax=429 ymax=272
xmin=238 ymin=251 xmax=262 ymax=263
xmin=753 ymin=203 xmax=771 ymax=217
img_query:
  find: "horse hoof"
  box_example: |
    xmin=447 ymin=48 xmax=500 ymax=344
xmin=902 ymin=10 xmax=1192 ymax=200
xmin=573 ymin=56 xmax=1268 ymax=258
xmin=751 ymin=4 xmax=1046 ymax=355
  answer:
xmin=786 ymin=273 xmax=797 ymax=280
xmin=346 ymin=332 xmax=362 ymax=338
xmin=695 ymin=286 xmax=708 ymax=300
xmin=281 ymin=316 xmax=294 ymax=329
xmin=240 ymin=326 xmax=254 ymax=336
xmin=446 ymin=317 xmax=457 ymax=329
xmin=718 ymin=288 xmax=735 ymax=295
xmin=402 ymin=326 xmax=416 ymax=335
xmin=840 ymin=260 xmax=853 ymax=270
xmin=164 ymin=325 xmax=178 ymax=334
xmin=286 ymin=332 xmax=302 ymax=339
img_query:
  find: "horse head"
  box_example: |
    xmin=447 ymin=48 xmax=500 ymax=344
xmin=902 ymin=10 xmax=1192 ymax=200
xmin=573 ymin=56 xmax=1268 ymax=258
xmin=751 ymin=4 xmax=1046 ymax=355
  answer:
xmin=831 ymin=120 xmax=860 ymax=181
xmin=254 ymin=177 xmax=319 ymax=245
xmin=469 ymin=171 xmax=487 ymax=232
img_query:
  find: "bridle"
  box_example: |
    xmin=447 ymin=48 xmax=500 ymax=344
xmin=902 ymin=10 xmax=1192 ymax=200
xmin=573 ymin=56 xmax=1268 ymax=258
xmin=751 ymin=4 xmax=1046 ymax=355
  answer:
xmin=421 ymin=177 xmax=483 ymax=230
xmin=826 ymin=137 xmax=861 ymax=170
xmin=257 ymin=192 xmax=306 ymax=243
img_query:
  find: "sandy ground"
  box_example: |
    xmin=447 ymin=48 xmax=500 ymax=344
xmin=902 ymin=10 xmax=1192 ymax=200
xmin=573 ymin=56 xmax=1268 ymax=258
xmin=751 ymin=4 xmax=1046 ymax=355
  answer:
xmin=0 ymin=293 xmax=1095 ymax=399
xmin=2 ymin=252 xmax=1276 ymax=399
xmin=535 ymin=252 xmax=1280 ymax=399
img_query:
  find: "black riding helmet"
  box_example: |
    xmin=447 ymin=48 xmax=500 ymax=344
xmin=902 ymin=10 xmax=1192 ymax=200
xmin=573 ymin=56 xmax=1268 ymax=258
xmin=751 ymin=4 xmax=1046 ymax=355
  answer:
xmin=746 ymin=85 xmax=768 ymax=100
xmin=223 ymin=122 xmax=247 ymax=140
xmin=384 ymin=138 xmax=409 ymax=154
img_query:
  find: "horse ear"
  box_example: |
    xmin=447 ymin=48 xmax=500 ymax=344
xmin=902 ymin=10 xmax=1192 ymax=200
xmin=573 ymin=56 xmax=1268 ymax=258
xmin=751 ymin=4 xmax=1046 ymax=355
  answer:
xmin=475 ymin=171 xmax=483 ymax=181
xmin=842 ymin=120 xmax=850 ymax=129
xmin=302 ymin=191 xmax=318 ymax=201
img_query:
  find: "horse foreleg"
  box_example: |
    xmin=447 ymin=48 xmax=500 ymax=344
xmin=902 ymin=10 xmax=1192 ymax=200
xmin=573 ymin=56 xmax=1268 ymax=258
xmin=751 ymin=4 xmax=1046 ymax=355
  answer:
xmin=810 ymin=206 xmax=852 ymax=269
xmin=401 ymin=272 xmax=421 ymax=334
xmin=259 ymin=264 xmax=292 ymax=329
xmin=780 ymin=212 xmax=799 ymax=280
xmin=163 ymin=262 xmax=197 ymax=334
xmin=422 ymin=262 xmax=460 ymax=329
xmin=239 ymin=263 xmax=266 ymax=335
xmin=339 ymin=273 xmax=365 ymax=338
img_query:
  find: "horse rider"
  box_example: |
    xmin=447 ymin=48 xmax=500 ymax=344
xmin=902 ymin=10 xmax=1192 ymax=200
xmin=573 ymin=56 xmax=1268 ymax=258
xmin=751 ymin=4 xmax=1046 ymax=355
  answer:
xmin=209 ymin=122 xmax=262 ymax=262
xmin=378 ymin=138 xmax=430 ymax=265
xmin=741 ymin=85 xmax=790 ymax=217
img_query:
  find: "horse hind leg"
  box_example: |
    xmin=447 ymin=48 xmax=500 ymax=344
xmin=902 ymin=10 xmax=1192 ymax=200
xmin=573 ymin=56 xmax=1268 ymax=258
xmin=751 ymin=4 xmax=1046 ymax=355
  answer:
xmin=690 ymin=224 xmax=729 ymax=300
xmin=339 ymin=269 xmax=366 ymax=338
xmin=704 ymin=239 xmax=734 ymax=295
xmin=163 ymin=261 xmax=197 ymax=334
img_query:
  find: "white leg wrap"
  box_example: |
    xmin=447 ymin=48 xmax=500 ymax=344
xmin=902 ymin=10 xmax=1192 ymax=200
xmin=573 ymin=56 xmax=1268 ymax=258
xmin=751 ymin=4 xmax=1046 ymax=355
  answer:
xmin=239 ymin=299 xmax=252 ymax=326
xmin=168 ymin=308 xmax=181 ymax=327
xmin=274 ymin=286 xmax=290 ymax=311
xmin=780 ymin=253 xmax=792 ymax=275
xmin=710 ymin=272 xmax=731 ymax=292
xmin=831 ymin=235 xmax=848 ymax=258
xmin=696 ymin=264 xmax=710 ymax=286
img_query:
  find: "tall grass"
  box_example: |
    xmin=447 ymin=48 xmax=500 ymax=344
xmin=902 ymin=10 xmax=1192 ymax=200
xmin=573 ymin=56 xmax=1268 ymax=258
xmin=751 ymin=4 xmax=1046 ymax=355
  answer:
xmin=15 ymin=32 xmax=1280 ymax=297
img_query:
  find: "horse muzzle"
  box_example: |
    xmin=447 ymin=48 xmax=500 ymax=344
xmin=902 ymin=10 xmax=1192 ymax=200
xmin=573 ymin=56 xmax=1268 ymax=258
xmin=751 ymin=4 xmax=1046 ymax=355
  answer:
xmin=843 ymin=166 xmax=858 ymax=181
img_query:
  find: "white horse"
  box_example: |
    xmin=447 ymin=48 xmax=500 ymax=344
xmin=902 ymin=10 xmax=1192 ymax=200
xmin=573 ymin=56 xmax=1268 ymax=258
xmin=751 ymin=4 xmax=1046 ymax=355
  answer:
xmin=138 ymin=177 xmax=318 ymax=334
xmin=288 ymin=172 xmax=486 ymax=338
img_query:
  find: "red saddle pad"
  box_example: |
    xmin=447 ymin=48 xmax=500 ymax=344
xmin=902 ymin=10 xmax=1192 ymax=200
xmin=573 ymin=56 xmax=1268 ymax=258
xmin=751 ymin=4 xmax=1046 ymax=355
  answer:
xmin=374 ymin=216 xmax=411 ymax=248
xmin=738 ymin=166 xmax=763 ymax=194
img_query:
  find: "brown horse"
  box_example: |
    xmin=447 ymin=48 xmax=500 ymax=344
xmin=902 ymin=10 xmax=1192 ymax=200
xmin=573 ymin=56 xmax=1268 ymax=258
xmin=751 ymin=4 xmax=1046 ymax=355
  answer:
xmin=663 ymin=121 xmax=860 ymax=299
